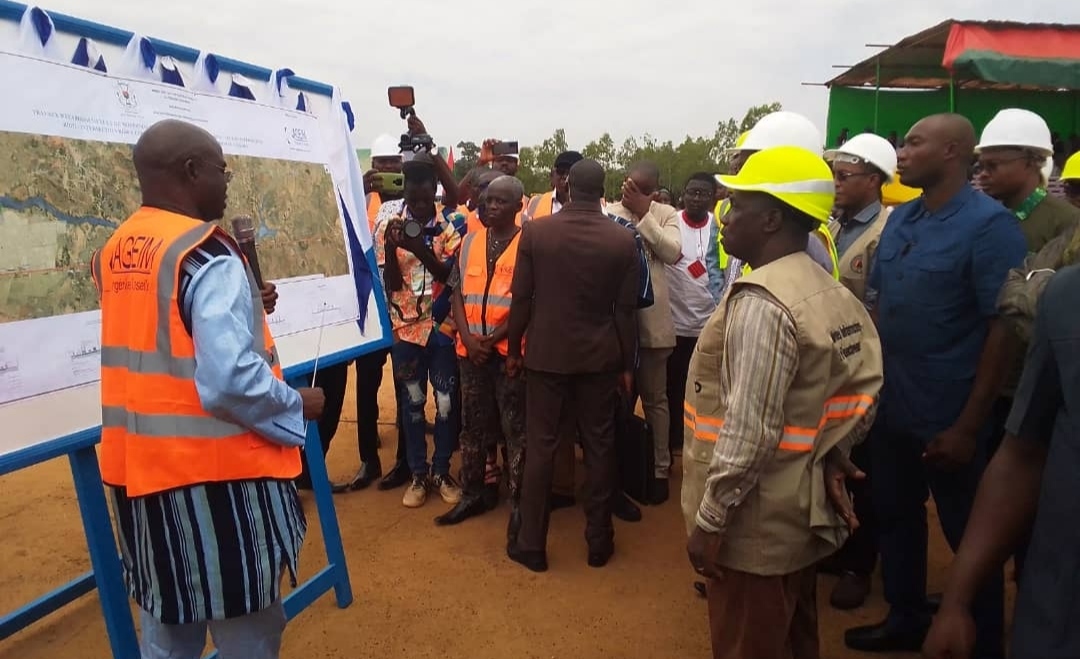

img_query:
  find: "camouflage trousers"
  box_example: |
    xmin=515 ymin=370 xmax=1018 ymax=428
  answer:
xmin=458 ymin=354 xmax=526 ymax=501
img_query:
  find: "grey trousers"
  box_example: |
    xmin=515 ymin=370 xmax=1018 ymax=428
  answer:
xmin=139 ymin=601 xmax=286 ymax=659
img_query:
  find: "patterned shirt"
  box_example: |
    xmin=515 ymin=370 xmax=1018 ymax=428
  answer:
xmin=696 ymin=288 xmax=798 ymax=532
xmin=374 ymin=200 xmax=466 ymax=346
xmin=110 ymin=234 xmax=307 ymax=625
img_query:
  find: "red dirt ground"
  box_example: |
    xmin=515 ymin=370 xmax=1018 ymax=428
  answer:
xmin=0 ymin=367 xmax=1013 ymax=658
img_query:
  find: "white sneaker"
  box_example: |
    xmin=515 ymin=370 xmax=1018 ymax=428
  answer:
xmin=431 ymin=473 xmax=462 ymax=504
xmin=402 ymin=475 xmax=428 ymax=508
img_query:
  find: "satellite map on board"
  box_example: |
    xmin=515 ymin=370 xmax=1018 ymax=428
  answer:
xmin=0 ymin=131 xmax=347 ymax=323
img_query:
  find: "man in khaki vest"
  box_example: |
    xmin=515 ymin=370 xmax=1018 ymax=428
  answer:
xmin=683 ymin=146 xmax=883 ymax=659
xmin=819 ymin=132 xmax=896 ymax=610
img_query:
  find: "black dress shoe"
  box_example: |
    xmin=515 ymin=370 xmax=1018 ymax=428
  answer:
xmin=612 ymin=492 xmax=642 ymax=522
xmin=649 ymin=478 xmax=670 ymax=505
xmin=550 ymin=493 xmax=576 ymax=510
xmin=845 ymin=618 xmax=929 ymax=653
xmin=587 ymin=547 xmax=613 ymax=568
xmin=331 ymin=462 xmax=382 ymax=493
xmin=507 ymin=545 xmax=548 ymax=572
xmin=482 ymin=483 xmax=500 ymax=510
xmin=434 ymin=493 xmax=488 ymax=526
xmin=506 ymin=504 xmax=522 ymax=552
xmin=693 ymin=581 xmax=707 ymax=598
xmin=377 ymin=461 xmax=410 ymax=491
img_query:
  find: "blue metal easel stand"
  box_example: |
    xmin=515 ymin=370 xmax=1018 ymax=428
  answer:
xmin=0 ymin=431 xmax=139 ymax=658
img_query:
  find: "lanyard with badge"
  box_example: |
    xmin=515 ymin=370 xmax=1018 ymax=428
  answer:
xmin=1014 ymin=188 xmax=1047 ymax=222
xmin=682 ymin=211 xmax=708 ymax=279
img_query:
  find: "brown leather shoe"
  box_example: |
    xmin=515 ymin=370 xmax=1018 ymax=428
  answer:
xmin=830 ymin=571 xmax=870 ymax=610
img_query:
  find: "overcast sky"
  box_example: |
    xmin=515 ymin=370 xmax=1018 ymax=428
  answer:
xmin=29 ymin=0 xmax=1080 ymax=151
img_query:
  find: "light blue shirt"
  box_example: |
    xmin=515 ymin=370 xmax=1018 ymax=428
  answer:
xmin=183 ymin=254 xmax=306 ymax=447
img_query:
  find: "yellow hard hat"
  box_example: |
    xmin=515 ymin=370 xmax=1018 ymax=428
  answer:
xmin=717 ymin=146 xmax=835 ymax=224
xmin=1062 ymin=152 xmax=1080 ymax=181
xmin=734 ymin=130 xmax=750 ymax=149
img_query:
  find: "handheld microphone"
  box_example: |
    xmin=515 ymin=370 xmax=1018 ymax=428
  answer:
xmin=230 ymin=215 xmax=264 ymax=289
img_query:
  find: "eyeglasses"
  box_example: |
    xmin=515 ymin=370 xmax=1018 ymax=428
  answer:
xmin=200 ymin=160 xmax=233 ymax=182
xmin=683 ymin=189 xmax=713 ymax=199
xmin=833 ymin=170 xmax=873 ymax=183
xmin=973 ymin=155 xmax=1028 ymax=175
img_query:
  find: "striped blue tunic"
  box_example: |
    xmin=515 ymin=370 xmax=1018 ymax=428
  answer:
xmin=108 ymin=233 xmax=308 ymax=625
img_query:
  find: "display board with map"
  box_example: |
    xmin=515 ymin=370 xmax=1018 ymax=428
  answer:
xmin=0 ymin=49 xmax=365 ymax=408
xmin=0 ymin=132 xmax=348 ymax=323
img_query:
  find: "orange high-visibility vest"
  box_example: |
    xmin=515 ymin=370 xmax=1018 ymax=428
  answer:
xmin=366 ymin=192 xmax=383 ymax=232
xmin=454 ymin=227 xmax=522 ymax=359
xmin=525 ymin=192 xmax=606 ymax=222
xmin=90 ymin=208 xmax=300 ymax=497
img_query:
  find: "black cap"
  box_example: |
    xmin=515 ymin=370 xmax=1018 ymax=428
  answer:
xmin=554 ymin=150 xmax=584 ymax=170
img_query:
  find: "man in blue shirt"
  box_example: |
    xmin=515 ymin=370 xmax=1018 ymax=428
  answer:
xmin=845 ymin=114 xmax=1026 ymax=658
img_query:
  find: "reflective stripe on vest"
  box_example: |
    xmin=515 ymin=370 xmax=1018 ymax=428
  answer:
xmin=455 ymin=228 xmax=521 ymax=358
xmin=94 ymin=208 xmax=298 ymax=496
xmin=525 ymin=192 xmax=554 ymax=223
xmin=684 ymin=394 xmax=874 ymax=452
xmin=818 ymin=226 xmax=841 ymax=281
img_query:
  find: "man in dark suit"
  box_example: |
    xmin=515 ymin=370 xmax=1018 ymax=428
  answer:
xmin=505 ymin=159 xmax=641 ymax=572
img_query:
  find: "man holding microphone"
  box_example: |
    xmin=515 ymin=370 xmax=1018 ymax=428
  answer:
xmin=91 ymin=119 xmax=324 ymax=658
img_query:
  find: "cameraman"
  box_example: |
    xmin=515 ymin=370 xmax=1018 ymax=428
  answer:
xmin=374 ymin=116 xmax=467 ymax=509
xmin=323 ymin=135 xmax=410 ymax=494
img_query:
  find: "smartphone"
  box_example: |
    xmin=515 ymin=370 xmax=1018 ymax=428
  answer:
xmin=374 ymin=172 xmax=404 ymax=193
xmin=492 ymin=140 xmax=519 ymax=156
xmin=387 ymin=86 xmax=415 ymax=109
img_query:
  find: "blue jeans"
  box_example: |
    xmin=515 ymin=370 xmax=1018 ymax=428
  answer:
xmin=872 ymin=414 xmax=1004 ymax=659
xmin=390 ymin=339 xmax=459 ymax=477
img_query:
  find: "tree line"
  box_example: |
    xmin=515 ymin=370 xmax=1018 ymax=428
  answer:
xmin=453 ymin=102 xmax=781 ymax=199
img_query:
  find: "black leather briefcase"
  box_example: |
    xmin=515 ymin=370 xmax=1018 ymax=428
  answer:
xmin=615 ymin=399 xmax=655 ymax=506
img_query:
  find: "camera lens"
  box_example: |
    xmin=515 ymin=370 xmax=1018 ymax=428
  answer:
xmin=403 ymin=219 xmax=423 ymax=240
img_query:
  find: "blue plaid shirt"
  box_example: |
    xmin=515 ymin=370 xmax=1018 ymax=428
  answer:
xmin=607 ymin=213 xmax=654 ymax=309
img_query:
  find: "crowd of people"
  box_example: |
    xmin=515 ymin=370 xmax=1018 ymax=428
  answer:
xmin=91 ymin=102 xmax=1080 ymax=658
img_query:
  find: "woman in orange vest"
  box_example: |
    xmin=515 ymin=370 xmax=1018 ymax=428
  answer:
xmin=439 ymin=175 xmax=528 ymax=540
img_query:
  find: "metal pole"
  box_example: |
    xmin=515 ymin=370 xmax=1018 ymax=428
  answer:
xmin=873 ymin=56 xmax=881 ymax=132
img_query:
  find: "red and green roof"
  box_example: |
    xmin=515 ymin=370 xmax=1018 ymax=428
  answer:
xmin=944 ymin=22 xmax=1080 ymax=89
xmin=826 ymin=20 xmax=1080 ymax=91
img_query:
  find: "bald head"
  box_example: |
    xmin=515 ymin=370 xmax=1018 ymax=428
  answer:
xmin=133 ymin=119 xmax=220 ymax=180
xmin=133 ymin=119 xmax=229 ymax=221
xmin=489 ymin=175 xmax=524 ymax=201
xmin=568 ymin=159 xmax=606 ymax=202
xmin=919 ymin=113 xmax=977 ymax=154
xmin=899 ymin=113 xmax=978 ymax=190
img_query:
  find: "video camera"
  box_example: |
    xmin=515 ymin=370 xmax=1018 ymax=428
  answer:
xmin=388 ymin=85 xmax=434 ymax=154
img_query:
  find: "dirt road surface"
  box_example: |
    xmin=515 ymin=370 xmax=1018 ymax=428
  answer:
xmin=0 ymin=367 xmax=1010 ymax=658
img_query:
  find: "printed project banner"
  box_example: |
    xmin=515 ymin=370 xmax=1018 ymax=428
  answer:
xmin=0 ymin=50 xmax=359 ymax=406
xmin=0 ymin=50 xmax=327 ymax=162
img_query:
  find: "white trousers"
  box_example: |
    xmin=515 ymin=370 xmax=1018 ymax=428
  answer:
xmin=139 ymin=601 xmax=286 ymax=659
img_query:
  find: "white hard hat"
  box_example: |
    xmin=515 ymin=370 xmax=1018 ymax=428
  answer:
xmin=975 ymin=108 xmax=1053 ymax=157
xmin=371 ymin=134 xmax=402 ymax=159
xmin=737 ymin=111 xmax=824 ymax=156
xmin=824 ymin=133 xmax=898 ymax=182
